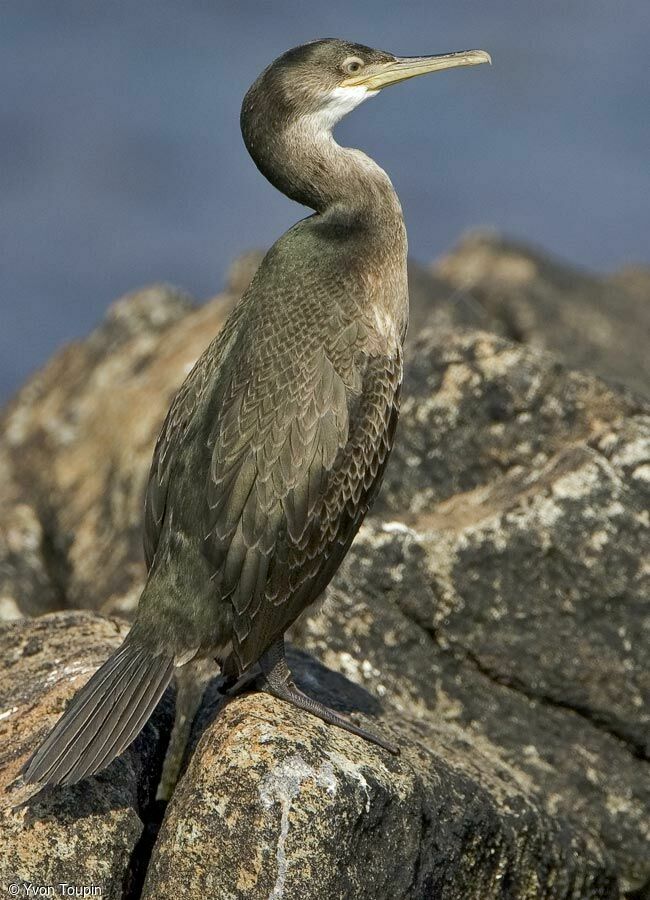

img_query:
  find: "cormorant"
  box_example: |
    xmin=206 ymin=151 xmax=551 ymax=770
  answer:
xmin=24 ymin=39 xmax=490 ymax=785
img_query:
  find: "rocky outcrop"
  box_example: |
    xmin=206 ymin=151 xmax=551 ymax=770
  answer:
xmin=432 ymin=232 xmax=650 ymax=397
xmin=303 ymin=329 xmax=650 ymax=882
xmin=0 ymin=237 xmax=648 ymax=897
xmin=141 ymin=649 xmax=617 ymax=900
xmin=0 ymin=282 xmax=232 ymax=621
xmin=378 ymin=330 xmax=650 ymax=755
xmin=0 ymin=236 xmax=647 ymax=626
xmin=0 ymin=611 xmax=174 ymax=900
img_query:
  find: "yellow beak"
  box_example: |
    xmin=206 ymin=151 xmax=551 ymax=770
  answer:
xmin=342 ymin=49 xmax=492 ymax=90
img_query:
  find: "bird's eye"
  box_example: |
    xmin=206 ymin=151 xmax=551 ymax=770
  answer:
xmin=342 ymin=57 xmax=364 ymax=75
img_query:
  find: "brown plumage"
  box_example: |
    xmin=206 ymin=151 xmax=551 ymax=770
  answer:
xmin=23 ymin=38 xmax=490 ymax=785
xmin=144 ymin=229 xmax=404 ymax=676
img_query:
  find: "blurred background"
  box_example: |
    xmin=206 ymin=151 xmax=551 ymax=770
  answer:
xmin=1 ymin=0 xmax=649 ymax=403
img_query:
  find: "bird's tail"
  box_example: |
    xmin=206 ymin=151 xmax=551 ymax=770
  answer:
xmin=22 ymin=637 xmax=174 ymax=787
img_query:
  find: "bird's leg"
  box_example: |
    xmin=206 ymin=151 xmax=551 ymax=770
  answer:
xmin=258 ymin=637 xmax=399 ymax=755
xmin=218 ymin=664 xmax=262 ymax=697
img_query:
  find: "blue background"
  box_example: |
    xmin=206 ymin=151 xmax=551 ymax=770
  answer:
xmin=2 ymin=1 xmax=649 ymax=401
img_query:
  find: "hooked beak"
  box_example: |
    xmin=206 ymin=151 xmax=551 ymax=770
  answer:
xmin=342 ymin=49 xmax=491 ymax=90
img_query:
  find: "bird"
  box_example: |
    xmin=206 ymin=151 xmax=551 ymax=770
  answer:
xmin=23 ymin=39 xmax=490 ymax=786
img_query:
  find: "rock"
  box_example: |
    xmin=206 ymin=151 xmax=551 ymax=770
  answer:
xmin=0 ymin=611 xmax=174 ymax=900
xmin=1 ymin=237 xmax=647 ymax=623
xmin=292 ymin=523 xmax=648 ymax=894
xmin=376 ymin=330 xmax=650 ymax=753
xmin=377 ymin=329 xmax=644 ymax=515
xmin=142 ymin=650 xmax=617 ymax=900
xmin=0 ymin=283 xmax=238 ymax=621
xmin=433 ymin=232 xmax=650 ymax=397
xmin=406 ymin=259 xmax=459 ymax=338
xmin=0 ymin=241 xmax=648 ymax=896
xmin=144 ymin=330 xmax=648 ymax=897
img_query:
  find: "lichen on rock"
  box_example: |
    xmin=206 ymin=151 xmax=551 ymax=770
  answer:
xmin=0 ymin=236 xmax=648 ymax=898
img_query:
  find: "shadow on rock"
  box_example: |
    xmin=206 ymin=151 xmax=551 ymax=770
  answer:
xmin=189 ymin=645 xmax=387 ymax=760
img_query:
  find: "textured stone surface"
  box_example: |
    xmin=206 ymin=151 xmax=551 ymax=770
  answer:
xmin=434 ymin=231 xmax=650 ymax=396
xmin=143 ymin=330 xmax=647 ymax=897
xmin=292 ymin=523 xmax=649 ymax=893
xmin=0 ymin=612 xmax=174 ymax=900
xmin=142 ymin=651 xmax=617 ymax=900
xmin=377 ymin=330 xmax=644 ymax=518
xmin=376 ymin=330 xmax=650 ymax=753
xmin=1 ymin=235 xmax=647 ymax=626
xmin=0 ymin=237 xmax=648 ymax=897
xmin=0 ymin=282 xmax=234 ymax=621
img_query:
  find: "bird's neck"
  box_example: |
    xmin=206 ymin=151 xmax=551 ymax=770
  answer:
xmin=244 ymin=111 xmax=405 ymax=233
xmin=285 ymin=119 xmax=402 ymax=219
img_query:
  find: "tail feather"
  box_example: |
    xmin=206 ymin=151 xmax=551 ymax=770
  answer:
xmin=25 ymin=644 xmax=140 ymax=782
xmin=71 ymin=653 xmax=172 ymax=782
xmin=22 ymin=640 xmax=173 ymax=786
xmin=63 ymin=651 xmax=155 ymax=783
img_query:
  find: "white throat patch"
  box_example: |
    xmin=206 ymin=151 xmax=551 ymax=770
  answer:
xmin=315 ymin=85 xmax=377 ymax=131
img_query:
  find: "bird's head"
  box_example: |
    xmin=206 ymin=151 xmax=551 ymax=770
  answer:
xmin=242 ymin=38 xmax=491 ymax=133
xmin=240 ymin=39 xmax=491 ymax=211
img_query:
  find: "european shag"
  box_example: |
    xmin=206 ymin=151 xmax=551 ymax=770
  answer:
xmin=24 ymin=39 xmax=490 ymax=785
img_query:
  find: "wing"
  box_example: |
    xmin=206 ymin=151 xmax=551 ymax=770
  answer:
xmin=144 ymin=372 xmax=201 ymax=568
xmin=143 ymin=306 xmax=244 ymax=569
xmin=205 ymin=336 xmax=401 ymax=673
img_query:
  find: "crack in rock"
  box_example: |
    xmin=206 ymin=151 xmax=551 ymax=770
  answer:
xmin=458 ymin=642 xmax=650 ymax=762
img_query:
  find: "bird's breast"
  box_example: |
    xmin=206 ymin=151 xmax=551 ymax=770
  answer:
xmin=370 ymin=304 xmax=403 ymax=346
xmin=356 ymin=254 xmax=409 ymax=353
